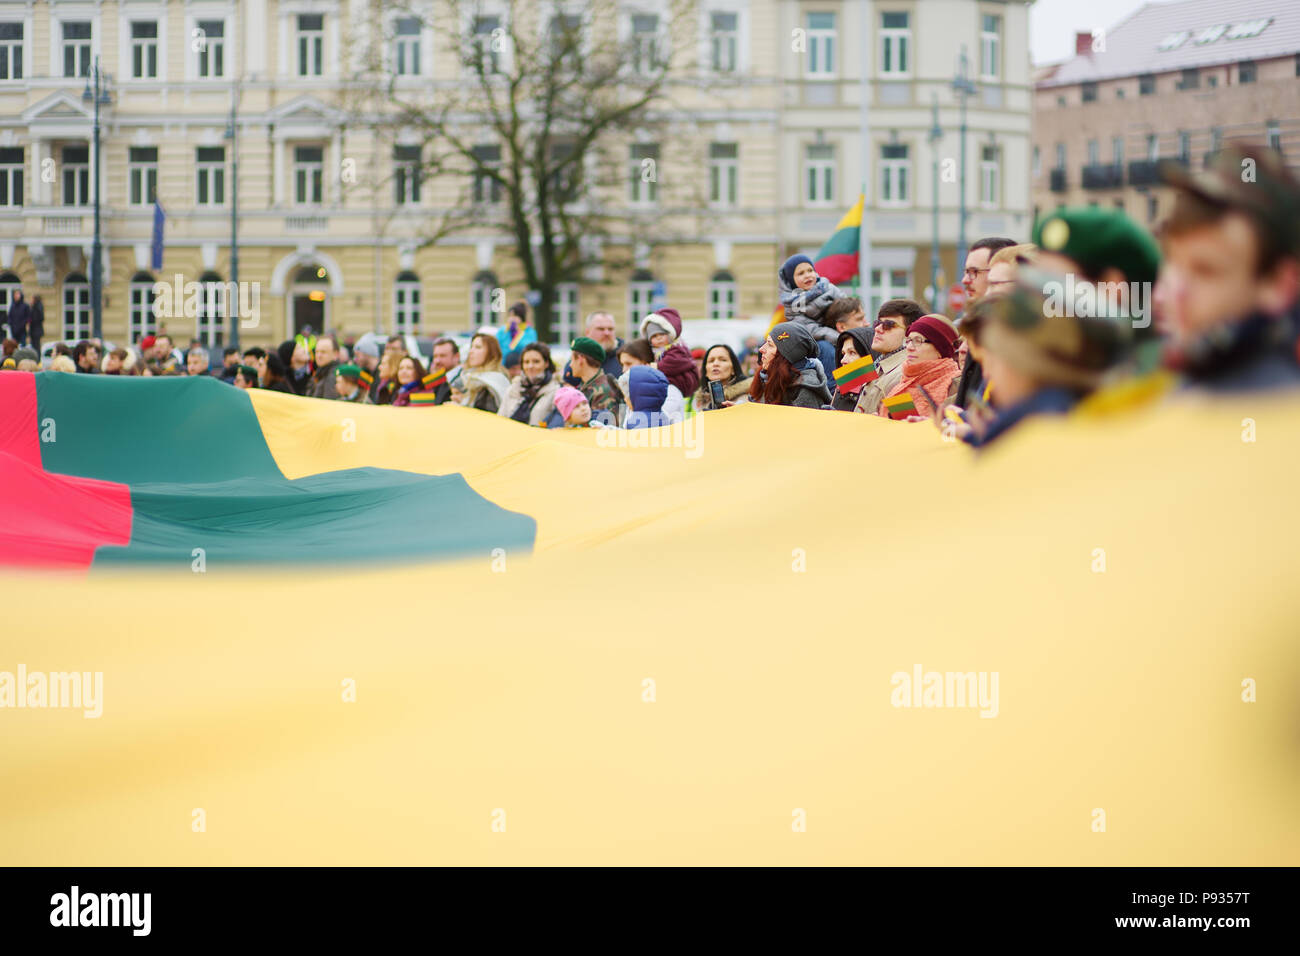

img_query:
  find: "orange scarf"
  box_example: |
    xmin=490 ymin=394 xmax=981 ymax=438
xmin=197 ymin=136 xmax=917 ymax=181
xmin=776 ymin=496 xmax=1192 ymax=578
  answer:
xmin=879 ymin=357 xmax=960 ymax=420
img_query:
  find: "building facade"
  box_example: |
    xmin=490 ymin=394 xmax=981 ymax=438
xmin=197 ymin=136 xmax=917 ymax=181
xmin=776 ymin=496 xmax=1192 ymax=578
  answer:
xmin=1033 ymin=0 xmax=1300 ymax=232
xmin=0 ymin=0 xmax=1031 ymax=350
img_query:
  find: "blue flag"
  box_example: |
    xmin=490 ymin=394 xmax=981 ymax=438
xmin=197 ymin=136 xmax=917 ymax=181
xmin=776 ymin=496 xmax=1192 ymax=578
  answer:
xmin=151 ymin=202 xmax=165 ymax=270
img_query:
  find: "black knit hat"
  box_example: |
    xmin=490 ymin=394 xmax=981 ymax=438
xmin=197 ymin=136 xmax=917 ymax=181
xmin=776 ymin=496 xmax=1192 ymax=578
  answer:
xmin=769 ymin=322 xmax=817 ymax=364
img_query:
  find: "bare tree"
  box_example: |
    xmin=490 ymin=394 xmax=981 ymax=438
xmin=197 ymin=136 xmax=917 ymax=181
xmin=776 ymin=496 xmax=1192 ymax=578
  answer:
xmin=347 ymin=0 xmax=702 ymax=340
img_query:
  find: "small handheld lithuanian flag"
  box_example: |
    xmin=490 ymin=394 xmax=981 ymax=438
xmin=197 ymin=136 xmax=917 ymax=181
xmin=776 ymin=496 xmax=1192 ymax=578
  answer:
xmin=408 ymin=390 xmax=439 ymax=406
xmin=357 ymin=369 xmax=374 ymax=389
xmin=883 ymin=393 xmax=917 ymax=420
xmin=833 ymin=354 xmax=879 ymax=389
xmin=422 ymin=367 xmax=447 ymax=390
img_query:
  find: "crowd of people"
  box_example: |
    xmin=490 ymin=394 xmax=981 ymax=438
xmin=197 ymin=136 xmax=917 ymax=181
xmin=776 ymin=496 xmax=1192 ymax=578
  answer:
xmin=4 ymin=145 xmax=1299 ymax=444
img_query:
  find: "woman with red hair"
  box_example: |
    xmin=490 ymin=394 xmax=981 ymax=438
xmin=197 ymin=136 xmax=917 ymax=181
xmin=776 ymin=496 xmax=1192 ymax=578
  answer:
xmin=749 ymin=322 xmax=832 ymax=408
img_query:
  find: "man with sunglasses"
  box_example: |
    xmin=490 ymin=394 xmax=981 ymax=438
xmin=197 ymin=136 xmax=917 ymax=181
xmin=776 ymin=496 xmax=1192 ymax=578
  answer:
xmin=852 ymin=298 xmax=925 ymax=415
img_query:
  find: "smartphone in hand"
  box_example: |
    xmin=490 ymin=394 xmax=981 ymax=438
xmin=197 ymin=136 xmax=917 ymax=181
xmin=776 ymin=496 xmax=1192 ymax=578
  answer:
xmin=709 ymin=381 xmax=726 ymax=407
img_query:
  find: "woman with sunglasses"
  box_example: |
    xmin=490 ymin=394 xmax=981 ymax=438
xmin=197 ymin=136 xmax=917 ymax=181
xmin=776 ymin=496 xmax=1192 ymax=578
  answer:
xmin=853 ymin=299 xmax=925 ymax=415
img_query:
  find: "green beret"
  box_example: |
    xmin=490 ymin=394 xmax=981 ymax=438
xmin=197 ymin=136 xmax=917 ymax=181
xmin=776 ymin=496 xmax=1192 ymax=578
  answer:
xmin=335 ymin=363 xmax=362 ymax=381
xmin=1033 ymin=207 xmax=1161 ymax=286
xmin=236 ymin=364 xmax=258 ymax=380
xmin=570 ymin=337 xmax=606 ymax=365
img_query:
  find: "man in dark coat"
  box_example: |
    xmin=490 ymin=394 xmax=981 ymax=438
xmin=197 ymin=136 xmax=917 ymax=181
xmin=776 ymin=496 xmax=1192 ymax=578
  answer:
xmin=5 ymin=290 xmax=31 ymax=346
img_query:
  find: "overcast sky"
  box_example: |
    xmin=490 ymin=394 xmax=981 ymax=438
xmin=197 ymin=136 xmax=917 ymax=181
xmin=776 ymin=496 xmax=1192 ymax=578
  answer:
xmin=1030 ymin=0 xmax=1153 ymax=65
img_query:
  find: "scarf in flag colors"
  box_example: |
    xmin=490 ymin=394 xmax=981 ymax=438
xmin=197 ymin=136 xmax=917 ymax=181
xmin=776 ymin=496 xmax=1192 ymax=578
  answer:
xmin=883 ymin=393 xmax=917 ymax=420
xmin=833 ymin=354 xmax=879 ymax=391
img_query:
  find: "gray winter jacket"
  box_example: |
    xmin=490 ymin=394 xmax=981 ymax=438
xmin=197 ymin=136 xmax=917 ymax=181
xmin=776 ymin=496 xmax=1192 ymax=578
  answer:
xmin=779 ymin=274 xmax=843 ymax=342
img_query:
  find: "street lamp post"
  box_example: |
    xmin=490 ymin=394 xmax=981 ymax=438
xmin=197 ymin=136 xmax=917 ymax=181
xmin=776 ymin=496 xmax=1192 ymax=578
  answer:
xmin=225 ymin=94 xmax=240 ymax=351
xmin=952 ymin=46 xmax=977 ymax=300
xmin=928 ymin=95 xmax=943 ymax=314
xmin=82 ymin=58 xmax=111 ymax=341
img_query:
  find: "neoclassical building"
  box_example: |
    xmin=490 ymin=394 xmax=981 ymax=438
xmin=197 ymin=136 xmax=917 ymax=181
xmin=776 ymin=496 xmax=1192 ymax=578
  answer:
xmin=0 ymin=0 xmax=1032 ymax=349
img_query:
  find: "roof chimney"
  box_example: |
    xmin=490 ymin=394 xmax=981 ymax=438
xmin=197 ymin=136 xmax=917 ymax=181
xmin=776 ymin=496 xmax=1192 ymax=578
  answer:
xmin=1076 ymin=31 xmax=1094 ymax=57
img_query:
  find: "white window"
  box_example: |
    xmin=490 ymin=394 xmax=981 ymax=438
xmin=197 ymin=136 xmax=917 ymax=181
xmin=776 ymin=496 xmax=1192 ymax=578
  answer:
xmin=553 ymin=283 xmax=579 ymax=343
xmin=1146 ymin=133 xmax=1158 ymax=161
xmin=1055 ymin=143 xmax=1066 ymax=170
xmin=629 ymin=143 xmax=659 ymax=205
xmin=471 ymin=144 xmax=501 ymax=204
xmin=1032 ymin=145 xmax=1040 ymax=180
xmin=548 ymin=140 xmax=578 ymax=203
xmin=0 ymin=22 xmax=23 ymax=80
xmin=709 ymin=271 xmax=736 ymax=320
xmin=294 ymin=146 xmax=323 ymax=205
xmin=980 ymin=14 xmax=1000 ymax=80
xmin=393 ymin=17 xmax=421 ymax=76
xmin=1177 ymin=131 xmax=1190 ymax=162
xmin=129 ymin=274 xmax=156 ymax=343
xmin=1267 ymin=122 xmax=1281 ymax=151
xmin=631 ymin=14 xmax=659 ymax=74
xmin=880 ymin=143 xmax=909 ymax=206
xmin=131 ymin=22 xmax=158 ymax=79
xmin=980 ymin=145 xmax=999 ymax=207
xmin=0 ymin=147 xmax=22 ymax=207
xmin=393 ymin=271 xmax=421 ymax=334
xmin=549 ymin=14 xmax=581 ymax=64
xmin=63 ymin=274 xmax=91 ymax=340
xmin=196 ymin=274 xmax=224 ymax=347
xmin=63 ymin=21 xmax=91 ymax=78
xmin=195 ymin=20 xmax=225 ymax=78
xmin=128 ymin=147 xmax=157 ymax=206
xmin=62 ymin=146 xmax=89 ymax=207
xmin=470 ymin=271 xmax=497 ymax=326
xmin=869 ymin=268 xmax=912 ymax=318
xmin=1112 ymin=136 xmax=1124 ymax=166
xmin=806 ymin=13 xmax=835 ymax=77
xmin=196 ymin=147 xmax=225 ymax=206
xmin=628 ymin=273 xmax=656 ymax=334
xmin=1087 ymin=139 xmax=1099 ymax=166
xmin=804 ymin=144 xmax=835 ymax=205
xmin=880 ymin=12 xmax=909 ymax=76
xmin=473 ymin=15 xmax=502 ymax=74
xmin=709 ymin=142 xmax=738 ymax=207
xmin=297 ymin=14 xmax=323 ymax=76
xmin=711 ymin=12 xmax=737 ymax=73
xmin=394 ymin=145 xmax=421 ymax=205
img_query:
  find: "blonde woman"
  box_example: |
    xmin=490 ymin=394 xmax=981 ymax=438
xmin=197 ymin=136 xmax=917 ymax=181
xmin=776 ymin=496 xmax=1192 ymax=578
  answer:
xmin=452 ymin=332 xmax=510 ymax=413
xmin=985 ymin=243 xmax=1039 ymax=298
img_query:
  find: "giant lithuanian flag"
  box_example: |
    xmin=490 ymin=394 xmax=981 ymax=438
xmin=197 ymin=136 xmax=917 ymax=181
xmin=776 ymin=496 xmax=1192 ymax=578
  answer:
xmin=1 ymin=372 xmax=1298 ymax=865
xmin=813 ymin=193 xmax=864 ymax=285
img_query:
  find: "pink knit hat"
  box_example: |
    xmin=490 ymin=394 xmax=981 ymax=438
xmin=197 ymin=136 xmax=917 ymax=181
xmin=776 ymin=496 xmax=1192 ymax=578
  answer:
xmin=554 ymin=386 xmax=587 ymax=422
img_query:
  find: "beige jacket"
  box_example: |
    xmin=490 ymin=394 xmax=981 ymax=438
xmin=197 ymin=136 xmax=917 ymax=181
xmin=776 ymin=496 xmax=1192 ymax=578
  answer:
xmin=853 ymin=348 xmax=907 ymax=416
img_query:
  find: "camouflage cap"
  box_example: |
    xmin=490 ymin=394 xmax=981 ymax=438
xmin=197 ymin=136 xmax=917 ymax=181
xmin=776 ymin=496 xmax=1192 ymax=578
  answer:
xmin=1033 ymin=207 xmax=1161 ymax=286
xmin=966 ymin=275 xmax=1131 ymax=390
xmin=1159 ymin=145 xmax=1300 ymax=255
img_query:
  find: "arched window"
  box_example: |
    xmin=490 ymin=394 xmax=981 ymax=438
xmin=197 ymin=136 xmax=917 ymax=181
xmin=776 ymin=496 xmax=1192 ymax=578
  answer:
xmin=708 ymin=270 xmax=736 ymax=320
xmin=470 ymin=270 xmax=498 ymax=328
xmin=0 ymin=272 xmax=21 ymax=334
xmin=628 ymin=268 xmax=656 ymax=336
xmin=62 ymin=273 xmax=90 ymax=341
xmin=393 ymin=270 xmax=421 ymax=334
xmin=196 ymin=271 xmax=225 ymax=347
xmin=129 ymin=271 xmax=157 ymax=343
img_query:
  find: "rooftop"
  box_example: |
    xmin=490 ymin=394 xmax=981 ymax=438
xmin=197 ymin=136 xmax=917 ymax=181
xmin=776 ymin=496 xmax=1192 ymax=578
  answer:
xmin=1039 ymin=0 xmax=1300 ymax=88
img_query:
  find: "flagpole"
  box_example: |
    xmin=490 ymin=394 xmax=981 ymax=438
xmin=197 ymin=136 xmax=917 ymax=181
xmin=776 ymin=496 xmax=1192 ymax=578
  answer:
xmin=858 ymin=0 xmax=872 ymax=314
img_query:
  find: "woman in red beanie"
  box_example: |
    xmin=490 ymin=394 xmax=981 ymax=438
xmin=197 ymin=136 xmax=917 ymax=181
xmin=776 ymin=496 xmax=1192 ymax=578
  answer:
xmin=876 ymin=315 xmax=961 ymax=421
